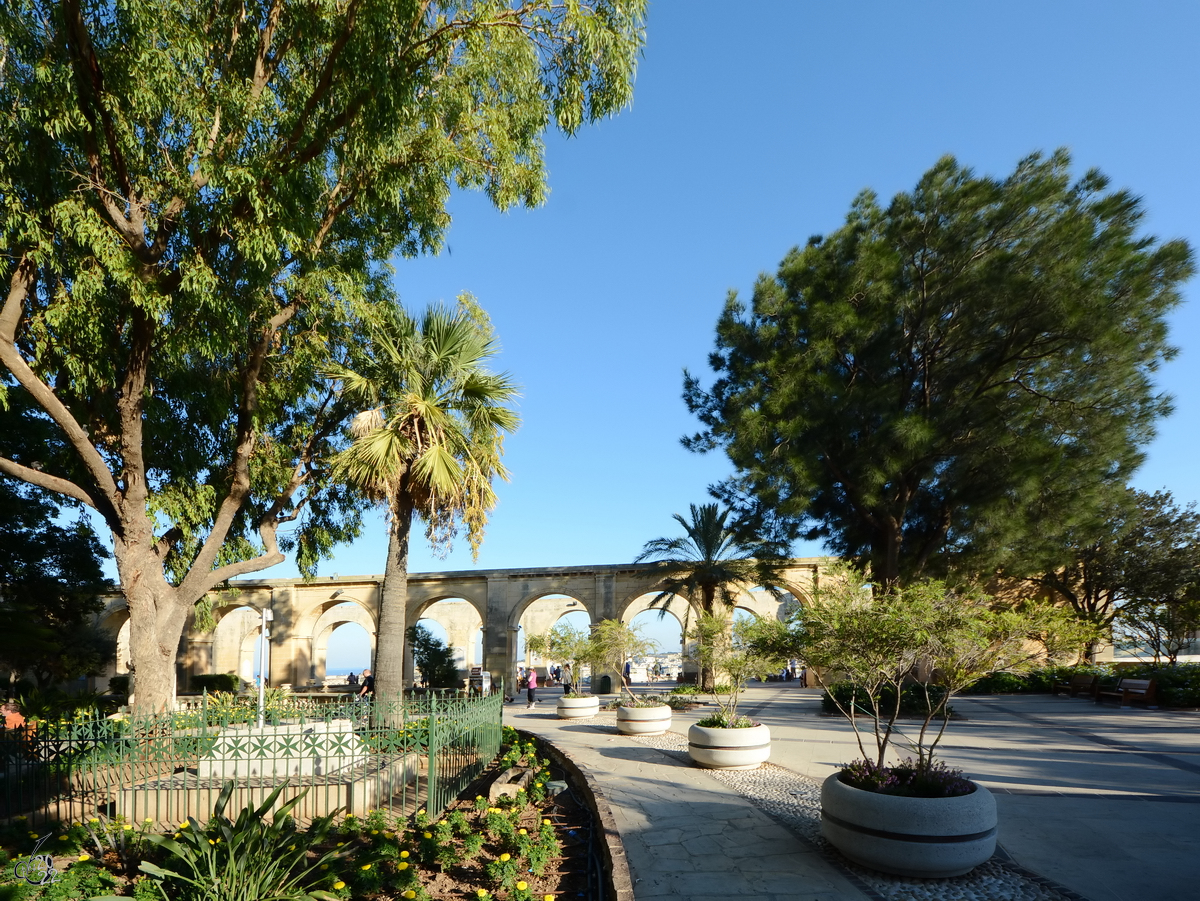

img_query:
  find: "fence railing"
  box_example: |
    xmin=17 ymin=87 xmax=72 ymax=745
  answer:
xmin=0 ymin=691 xmax=503 ymax=829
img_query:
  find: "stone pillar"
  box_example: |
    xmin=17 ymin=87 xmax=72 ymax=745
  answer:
xmin=484 ymin=575 xmax=513 ymax=693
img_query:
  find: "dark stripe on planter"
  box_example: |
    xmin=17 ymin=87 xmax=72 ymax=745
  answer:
xmin=688 ymin=741 xmax=772 ymax=751
xmin=822 ymin=810 xmax=997 ymax=844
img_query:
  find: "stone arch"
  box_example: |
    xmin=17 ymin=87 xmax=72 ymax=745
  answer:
xmin=311 ymin=602 xmax=377 ymax=686
xmin=411 ymin=598 xmax=484 ymax=673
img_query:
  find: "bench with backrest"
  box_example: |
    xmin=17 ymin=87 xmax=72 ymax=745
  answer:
xmin=1096 ymin=678 xmax=1157 ymax=708
xmin=1053 ymin=672 xmax=1099 ymax=698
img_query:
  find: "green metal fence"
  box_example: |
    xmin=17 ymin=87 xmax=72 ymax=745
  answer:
xmin=0 ymin=691 xmax=502 ymax=829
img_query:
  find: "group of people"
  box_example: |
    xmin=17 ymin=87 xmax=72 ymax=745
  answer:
xmin=517 ymin=663 xmax=574 ymax=707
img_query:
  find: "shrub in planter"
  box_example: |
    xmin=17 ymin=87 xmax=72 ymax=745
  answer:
xmin=685 ymin=613 xmax=782 ymax=768
xmin=752 ymin=565 xmax=1093 ymax=875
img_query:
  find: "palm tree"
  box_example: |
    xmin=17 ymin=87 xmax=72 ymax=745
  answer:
xmin=634 ymin=503 xmax=785 ymax=689
xmin=331 ymin=294 xmax=519 ymax=712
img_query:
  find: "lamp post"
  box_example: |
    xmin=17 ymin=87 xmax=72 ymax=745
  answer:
xmin=256 ymin=607 xmax=274 ymax=728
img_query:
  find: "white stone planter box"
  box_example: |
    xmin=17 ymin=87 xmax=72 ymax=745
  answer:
xmin=556 ymin=696 xmax=601 ymax=719
xmin=686 ymin=723 xmax=771 ymax=769
xmin=820 ymin=772 xmax=997 ymax=878
xmin=616 ymin=704 xmax=672 ymax=736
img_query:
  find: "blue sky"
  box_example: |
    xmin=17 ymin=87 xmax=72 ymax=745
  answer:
xmin=285 ymin=3 xmax=1200 ymax=663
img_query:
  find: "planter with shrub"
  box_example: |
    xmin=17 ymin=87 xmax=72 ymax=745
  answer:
xmin=684 ymin=613 xmax=782 ymax=769
xmin=752 ymin=565 xmax=1093 ymax=876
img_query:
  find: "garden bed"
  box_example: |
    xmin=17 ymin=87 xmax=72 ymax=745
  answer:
xmin=1 ymin=728 xmax=602 ymax=901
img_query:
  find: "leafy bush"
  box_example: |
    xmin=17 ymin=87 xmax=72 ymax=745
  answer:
xmin=839 ymin=758 xmax=974 ymax=798
xmin=1117 ymin=662 xmax=1200 ymax=707
xmin=107 ymin=674 xmax=131 ymax=696
xmin=191 ymin=673 xmax=242 ymax=694
xmin=136 ymin=780 xmax=362 ymax=901
xmin=821 ymin=682 xmax=950 ymax=717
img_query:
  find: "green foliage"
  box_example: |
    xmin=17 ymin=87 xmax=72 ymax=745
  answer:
xmin=686 ymin=613 xmax=782 ymax=726
xmin=192 ymin=674 xmax=242 ymax=694
xmin=1116 ymin=663 xmax=1200 ymax=708
xmin=0 ymin=469 xmax=111 ymax=689
xmin=405 ymin=624 xmax=464 ymax=689
xmin=0 ymin=0 xmax=646 ymax=713
xmin=588 ymin=619 xmax=658 ymax=701
xmin=526 ymin=623 xmax=594 ymax=698
xmin=634 ymin=503 xmax=788 ymax=617
xmin=685 ymin=152 xmax=1195 ymax=587
xmin=135 ymin=781 xmax=360 ymax=901
xmin=1034 ymin=489 xmax=1200 ymax=662
xmin=6 ymin=859 xmax=120 ymax=901
xmin=761 ymin=565 xmax=1093 ymax=770
xmin=106 ymin=675 xmax=130 ymax=697
xmin=821 ymin=682 xmax=950 ymax=717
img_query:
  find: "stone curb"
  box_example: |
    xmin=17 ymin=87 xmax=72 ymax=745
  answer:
xmin=516 ymin=728 xmax=635 ymax=901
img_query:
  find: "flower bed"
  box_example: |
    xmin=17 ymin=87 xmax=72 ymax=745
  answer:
xmin=0 ymin=728 xmax=596 ymax=901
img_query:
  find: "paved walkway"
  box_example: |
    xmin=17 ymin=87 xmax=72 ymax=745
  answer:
xmin=506 ymin=683 xmax=1200 ymax=901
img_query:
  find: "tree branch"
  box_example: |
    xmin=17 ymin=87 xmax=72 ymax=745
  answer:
xmin=0 ymin=256 xmax=123 ymax=528
xmin=0 ymin=456 xmax=97 ymax=510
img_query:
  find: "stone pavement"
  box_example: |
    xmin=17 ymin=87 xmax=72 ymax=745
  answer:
xmin=506 ymin=683 xmax=1200 ymax=901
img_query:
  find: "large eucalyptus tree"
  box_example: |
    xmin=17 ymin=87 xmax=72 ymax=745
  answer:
xmin=0 ymin=0 xmax=645 ymax=712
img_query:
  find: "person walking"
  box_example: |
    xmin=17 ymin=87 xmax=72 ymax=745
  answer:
xmin=358 ymin=669 xmax=374 ymax=699
xmin=526 ymin=667 xmax=539 ymax=708
xmin=562 ymin=663 xmax=573 ymax=694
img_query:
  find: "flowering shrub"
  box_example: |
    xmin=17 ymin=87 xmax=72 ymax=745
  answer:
xmin=839 ymin=758 xmax=974 ymax=798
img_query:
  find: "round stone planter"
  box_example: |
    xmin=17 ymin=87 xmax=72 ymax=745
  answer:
xmin=616 ymin=704 xmax=672 ymax=736
xmin=820 ymin=772 xmax=997 ymax=878
xmin=686 ymin=723 xmax=771 ymax=770
xmin=556 ymin=696 xmax=601 ymax=719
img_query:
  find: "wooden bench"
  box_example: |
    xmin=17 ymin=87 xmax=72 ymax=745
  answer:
xmin=1052 ymin=673 xmax=1099 ymax=698
xmin=1096 ymin=678 xmax=1157 ymax=708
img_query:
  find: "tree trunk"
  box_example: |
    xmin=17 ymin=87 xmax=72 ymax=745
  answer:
xmin=375 ymin=490 xmax=414 ymax=722
xmin=117 ymin=538 xmax=192 ymax=715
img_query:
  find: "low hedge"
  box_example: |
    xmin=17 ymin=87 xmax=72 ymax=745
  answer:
xmin=192 ymin=672 xmax=242 ymax=693
xmin=821 ymin=682 xmax=949 ymax=717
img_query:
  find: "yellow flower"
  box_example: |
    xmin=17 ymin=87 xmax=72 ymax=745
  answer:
xmin=423 ymin=831 xmax=432 ymax=839
xmin=336 ymin=842 xmax=345 ymax=847
xmin=173 ymin=833 xmax=181 ymax=839
xmin=546 ymin=896 xmax=555 ymax=901
xmin=398 ymin=861 xmax=409 ymax=871
xmin=476 ymin=795 xmax=483 ymax=800
xmin=542 ymin=819 xmax=551 ymax=825
xmin=403 ymin=892 xmax=416 ymax=900
xmin=144 ymin=818 xmax=153 ymax=824
xmin=499 ymin=853 xmax=510 ymax=862
xmin=400 ymin=850 xmax=409 ymax=859
xmin=179 ymin=821 xmax=190 ymax=829
xmin=333 ymin=881 xmax=345 ymax=890
xmin=361 ymin=863 xmax=371 ymax=870
xmin=77 ymin=853 xmax=91 ymax=861
xmin=518 ymin=828 xmax=527 ymax=835
xmin=384 ymin=831 xmax=394 ymax=839
xmin=289 ymin=844 xmax=296 ymax=851
xmin=371 ymin=829 xmax=379 ymax=835
xmin=477 ymin=891 xmax=488 ymax=899
xmin=88 ymin=817 xmax=100 ymax=824
xmin=28 ymin=832 xmax=38 ymax=839
xmin=208 ymin=839 xmax=215 ymax=845
xmin=517 ymin=881 xmax=528 ymax=891
xmin=123 ymin=824 xmax=133 ymax=830
xmin=321 ymin=864 xmax=329 ymax=870
xmin=58 ymin=835 xmax=69 ymax=841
